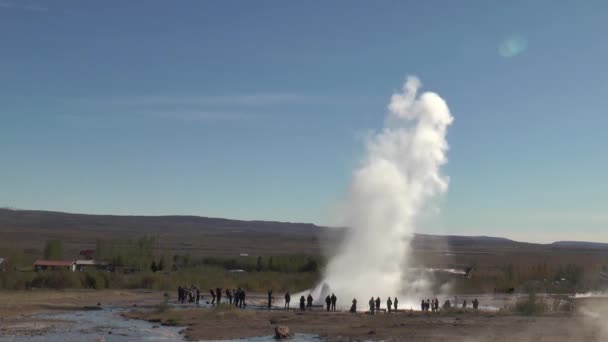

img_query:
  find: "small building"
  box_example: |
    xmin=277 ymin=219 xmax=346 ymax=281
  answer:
xmin=34 ymin=260 xmax=76 ymax=272
xmin=75 ymin=259 xmax=109 ymax=271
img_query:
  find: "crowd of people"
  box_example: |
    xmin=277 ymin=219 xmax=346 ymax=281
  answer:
xmin=367 ymin=296 xmax=399 ymax=314
xmin=441 ymin=297 xmax=480 ymax=310
xmin=177 ymin=285 xmax=200 ymax=304
xmin=421 ymin=298 xmax=439 ymax=312
xmin=176 ymin=286 xmax=248 ymax=308
xmin=176 ymin=286 xmax=480 ymax=314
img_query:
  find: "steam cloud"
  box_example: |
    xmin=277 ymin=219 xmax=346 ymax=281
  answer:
xmin=309 ymin=76 xmax=453 ymax=307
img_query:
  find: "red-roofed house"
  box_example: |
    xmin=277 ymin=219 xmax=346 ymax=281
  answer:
xmin=34 ymin=260 xmax=76 ymax=272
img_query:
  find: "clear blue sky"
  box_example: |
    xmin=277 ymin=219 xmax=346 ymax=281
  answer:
xmin=1 ymin=0 xmax=607 ymax=243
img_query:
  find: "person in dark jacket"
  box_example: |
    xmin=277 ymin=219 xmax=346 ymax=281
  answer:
xmin=325 ymin=295 xmax=331 ymax=311
xmin=299 ymin=296 xmax=306 ymax=311
xmin=226 ymin=289 xmax=232 ymax=304
xmin=307 ymin=294 xmax=313 ymax=311
xmin=284 ymin=292 xmax=291 ymax=309
xmin=330 ymin=293 xmax=337 ymax=311
xmin=350 ymin=298 xmax=357 ymax=315
xmin=268 ymin=290 xmax=273 ymax=310
xmin=216 ymin=288 xmax=222 ymax=304
xmin=210 ymin=289 xmax=216 ymax=305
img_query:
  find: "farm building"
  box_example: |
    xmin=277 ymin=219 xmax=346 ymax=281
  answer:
xmin=34 ymin=260 xmax=76 ymax=272
xmin=75 ymin=259 xmax=109 ymax=271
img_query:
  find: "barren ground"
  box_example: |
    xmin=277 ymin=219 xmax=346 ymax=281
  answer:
xmin=125 ymin=305 xmax=607 ymax=342
xmin=0 ymin=289 xmax=162 ymax=336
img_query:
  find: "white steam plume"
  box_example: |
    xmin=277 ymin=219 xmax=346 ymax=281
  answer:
xmin=308 ymin=76 xmax=453 ymax=308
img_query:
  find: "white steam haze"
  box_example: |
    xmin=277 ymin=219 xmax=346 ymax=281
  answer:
xmin=306 ymin=76 xmax=453 ymax=308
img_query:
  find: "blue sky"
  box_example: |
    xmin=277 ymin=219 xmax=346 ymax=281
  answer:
xmin=1 ymin=0 xmax=607 ymax=243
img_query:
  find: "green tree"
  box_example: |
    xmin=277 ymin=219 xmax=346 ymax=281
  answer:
xmin=43 ymin=240 xmax=64 ymax=260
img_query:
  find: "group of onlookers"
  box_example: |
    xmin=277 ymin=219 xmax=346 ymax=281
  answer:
xmin=177 ymin=286 xmax=247 ymax=307
xmin=177 ymin=287 xmax=481 ymax=314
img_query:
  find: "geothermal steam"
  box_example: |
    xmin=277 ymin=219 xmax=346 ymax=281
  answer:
xmin=312 ymin=76 xmax=453 ymax=306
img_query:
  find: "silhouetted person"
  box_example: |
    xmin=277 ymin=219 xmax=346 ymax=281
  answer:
xmin=387 ymin=297 xmax=392 ymax=313
xmin=394 ymin=297 xmax=398 ymax=311
xmin=216 ymin=288 xmax=222 ymax=304
xmin=421 ymin=299 xmax=425 ymax=312
xmin=375 ymin=297 xmax=380 ymax=311
xmin=300 ymin=296 xmax=306 ymax=311
xmin=473 ymin=298 xmax=479 ymax=310
xmin=210 ymin=289 xmax=216 ymax=304
xmin=241 ymin=289 xmax=246 ymax=307
xmin=462 ymin=300 xmax=467 ymax=309
xmin=369 ymin=297 xmax=375 ymax=315
xmin=226 ymin=289 xmax=232 ymax=304
xmin=307 ymin=294 xmax=313 ymax=311
xmin=284 ymin=292 xmax=291 ymax=309
xmin=268 ymin=290 xmax=273 ymax=310
xmin=330 ymin=293 xmax=337 ymax=311
xmin=195 ymin=288 xmax=200 ymax=304
xmin=325 ymin=295 xmax=331 ymax=311
xmin=234 ymin=289 xmax=240 ymax=307
xmin=178 ymin=286 xmax=182 ymax=303
xmin=350 ymin=298 xmax=357 ymax=315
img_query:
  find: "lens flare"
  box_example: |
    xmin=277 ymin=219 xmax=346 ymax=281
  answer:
xmin=498 ymin=35 xmax=527 ymax=58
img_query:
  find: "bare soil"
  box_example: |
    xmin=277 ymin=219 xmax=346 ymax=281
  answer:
xmin=125 ymin=306 xmax=607 ymax=342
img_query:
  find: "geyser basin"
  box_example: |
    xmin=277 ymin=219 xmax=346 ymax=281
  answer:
xmin=305 ymin=76 xmax=454 ymax=306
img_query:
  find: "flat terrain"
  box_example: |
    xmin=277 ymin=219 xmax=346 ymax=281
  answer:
xmin=1 ymin=289 xmax=607 ymax=341
xmin=0 ymin=289 xmax=161 ymax=319
xmin=0 ymin=289 xmax=164 ymax=336
xmin=125 ymin=305 xmax=608 ymax=342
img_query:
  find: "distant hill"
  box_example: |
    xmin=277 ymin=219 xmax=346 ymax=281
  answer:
xmin=0 ymin=208 xmax=321 ymax=236
xmin=1 ymin=208 xmax=607 ymax=257
xmin=551 ymin=241 xmax=608 ymax=249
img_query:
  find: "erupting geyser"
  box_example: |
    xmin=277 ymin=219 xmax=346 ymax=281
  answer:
xmin=308 ymin=76 xmax=453 ymax=307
